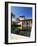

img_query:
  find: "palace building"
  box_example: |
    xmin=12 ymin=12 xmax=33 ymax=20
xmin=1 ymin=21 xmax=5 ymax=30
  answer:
xmin=16 ymin=16 xmax=32 ymax=30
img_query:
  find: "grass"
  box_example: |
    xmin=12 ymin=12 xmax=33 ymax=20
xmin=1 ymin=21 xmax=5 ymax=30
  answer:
xmin=22 ymin=26 xmax=31 ymax=31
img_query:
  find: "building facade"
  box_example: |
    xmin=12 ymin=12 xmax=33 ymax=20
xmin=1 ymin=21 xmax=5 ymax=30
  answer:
xmin=16 ymin=16 xmax=32 ymax=30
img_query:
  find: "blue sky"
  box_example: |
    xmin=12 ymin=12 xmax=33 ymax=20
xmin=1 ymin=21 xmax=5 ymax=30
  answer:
xmin=11 ymin=6 xmax=32 ymax=19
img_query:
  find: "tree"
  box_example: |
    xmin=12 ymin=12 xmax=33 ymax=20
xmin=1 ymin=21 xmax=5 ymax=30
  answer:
xmin=11 ymin=12 xmax=15 ymax=18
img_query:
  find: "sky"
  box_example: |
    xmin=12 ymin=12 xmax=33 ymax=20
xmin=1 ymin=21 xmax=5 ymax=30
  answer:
xmin=11 ymin=6 xmax=32 ymax=19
